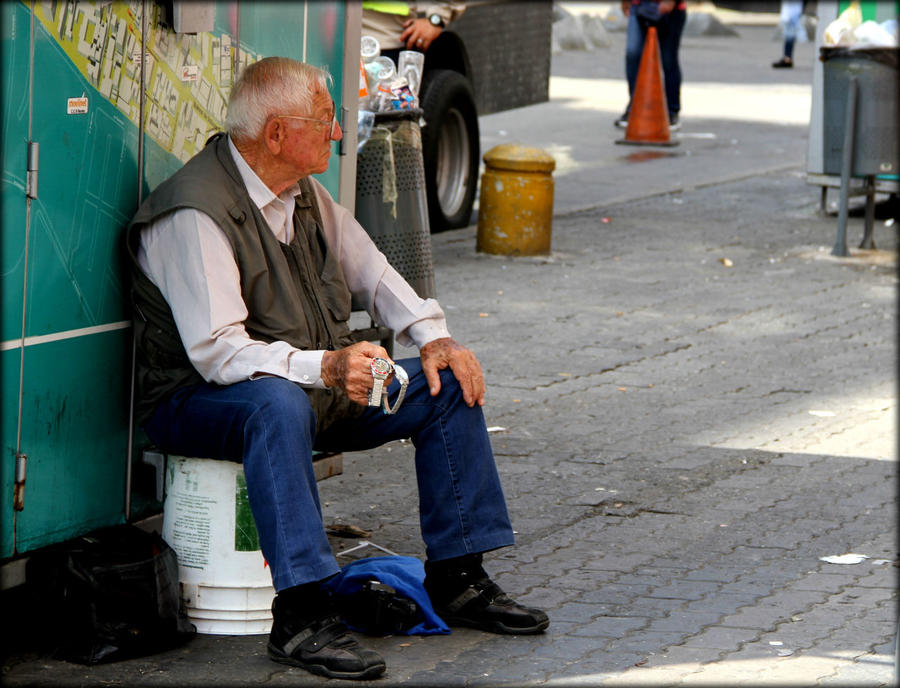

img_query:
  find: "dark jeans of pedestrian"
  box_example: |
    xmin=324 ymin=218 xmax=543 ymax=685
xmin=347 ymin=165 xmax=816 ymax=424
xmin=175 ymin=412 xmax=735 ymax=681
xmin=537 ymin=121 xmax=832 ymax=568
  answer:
xmin=625 ymin=8 xmax=687 ymax=115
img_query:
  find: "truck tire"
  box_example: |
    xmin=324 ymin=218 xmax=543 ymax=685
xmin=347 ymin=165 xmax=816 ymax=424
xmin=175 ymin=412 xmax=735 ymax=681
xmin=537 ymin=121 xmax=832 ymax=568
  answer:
xmin=421 ymin=69 xmax=480 ymax=232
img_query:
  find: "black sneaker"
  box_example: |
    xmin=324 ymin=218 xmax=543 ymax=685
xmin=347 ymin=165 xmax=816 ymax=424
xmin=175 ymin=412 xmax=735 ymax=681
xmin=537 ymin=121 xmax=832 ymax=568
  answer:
xmin=425 ymin=554 xmax=549 ymax=635
xmin=432 ymin=576 xmax=550 ymax=634
xmin=772 ymin=57 xmax=793 ymax=68
xmin=267 ymin=593 xmax=386 ymax=680
xmin=668 ymin=112 xmax=681 ymax=131
xmin=614 ymin=111 xmax=629 ymax=129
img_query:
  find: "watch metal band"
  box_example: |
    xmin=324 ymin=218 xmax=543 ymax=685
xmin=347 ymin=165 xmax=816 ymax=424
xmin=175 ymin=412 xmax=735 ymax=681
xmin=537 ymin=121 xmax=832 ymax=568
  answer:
xmin=381 ymin=364 xmax=409 ymax=415
xmin=368 ymin=357 xmax=393 ymax=407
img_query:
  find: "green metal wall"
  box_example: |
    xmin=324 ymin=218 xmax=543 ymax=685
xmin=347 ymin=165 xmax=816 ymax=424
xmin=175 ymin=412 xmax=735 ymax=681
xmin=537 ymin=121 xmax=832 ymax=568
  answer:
xmin=1 ymin=0 xmax=346 ymax=559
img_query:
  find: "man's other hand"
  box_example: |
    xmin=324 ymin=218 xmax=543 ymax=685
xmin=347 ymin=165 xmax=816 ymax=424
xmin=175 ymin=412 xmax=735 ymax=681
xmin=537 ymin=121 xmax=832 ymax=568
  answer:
xmin=322 ymin=341 xmax=393 ymax=406
xmin=420 ymin=337 xmax=485 ymax=407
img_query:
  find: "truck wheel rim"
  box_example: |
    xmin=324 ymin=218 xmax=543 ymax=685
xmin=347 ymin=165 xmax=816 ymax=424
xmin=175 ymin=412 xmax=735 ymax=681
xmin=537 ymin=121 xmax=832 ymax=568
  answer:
xmin=436 ymin=108 xmax=470 ymax=218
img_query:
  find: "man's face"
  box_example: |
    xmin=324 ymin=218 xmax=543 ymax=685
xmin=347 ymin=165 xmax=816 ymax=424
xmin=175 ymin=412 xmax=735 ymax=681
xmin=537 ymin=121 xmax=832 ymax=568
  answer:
xmin=276 ymin=90 xmax=342 ymax=177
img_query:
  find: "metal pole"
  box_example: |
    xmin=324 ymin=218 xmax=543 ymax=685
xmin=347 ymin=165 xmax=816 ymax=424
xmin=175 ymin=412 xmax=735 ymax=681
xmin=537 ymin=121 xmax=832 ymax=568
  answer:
xmin=832 ymin=75 xmax=857 ymax=257
xmin=860 ymin=175 xmax=876 ymax=249
xmin=125 ymin=0 xmax=149 ymax=522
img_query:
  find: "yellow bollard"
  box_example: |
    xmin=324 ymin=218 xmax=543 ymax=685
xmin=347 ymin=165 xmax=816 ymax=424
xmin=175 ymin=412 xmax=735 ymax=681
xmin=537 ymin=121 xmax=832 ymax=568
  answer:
xmin=477 ymin=144 xmax=555 ymax=256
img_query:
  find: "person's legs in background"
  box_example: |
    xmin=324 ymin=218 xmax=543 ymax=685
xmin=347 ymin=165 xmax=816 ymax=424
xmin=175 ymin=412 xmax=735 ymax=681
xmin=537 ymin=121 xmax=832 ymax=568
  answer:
xmin=773 ymin=0 xmax=804 ymax=67
xmin=657 ymin=7 xmax=686 ymax=129
xmin=616 ymin=9 xmax=648 ymax=127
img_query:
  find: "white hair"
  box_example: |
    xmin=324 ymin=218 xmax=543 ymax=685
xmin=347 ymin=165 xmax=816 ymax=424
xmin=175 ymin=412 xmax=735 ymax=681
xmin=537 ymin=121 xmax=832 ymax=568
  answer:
xmin=225 ymin=57 xmax=333 ymax=142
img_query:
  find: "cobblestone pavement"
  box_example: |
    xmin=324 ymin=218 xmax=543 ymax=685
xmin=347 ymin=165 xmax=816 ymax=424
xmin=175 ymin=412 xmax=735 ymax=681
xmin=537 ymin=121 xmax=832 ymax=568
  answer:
xmin=3 ymin=15 xmax=897 ymax=688
xmin=5 ymin=169 xmax=895 ymax=688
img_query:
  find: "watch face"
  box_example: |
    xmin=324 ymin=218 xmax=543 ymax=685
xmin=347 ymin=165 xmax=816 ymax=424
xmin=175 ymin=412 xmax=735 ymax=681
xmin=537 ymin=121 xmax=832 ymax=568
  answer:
xmin=429 ymin=13 xmax=442 ymax=26
xmin=371 ymin=357 xmax=393 ymax=376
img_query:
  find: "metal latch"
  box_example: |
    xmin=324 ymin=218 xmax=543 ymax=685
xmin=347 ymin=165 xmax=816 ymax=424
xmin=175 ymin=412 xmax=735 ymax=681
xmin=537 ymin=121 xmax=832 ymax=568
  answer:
xmin=339 ymin=106 xmax=348 ymax=156
xmin=14 ymin=453 xmax=27 ymax=511
xmin=26 ymin=141 xmax=38 ymax=199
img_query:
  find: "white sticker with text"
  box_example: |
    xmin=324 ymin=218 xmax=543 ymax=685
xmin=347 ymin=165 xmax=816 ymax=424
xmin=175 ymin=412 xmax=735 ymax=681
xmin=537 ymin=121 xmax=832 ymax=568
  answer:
xmin=67 ymin=96 xmax=89 ymax=114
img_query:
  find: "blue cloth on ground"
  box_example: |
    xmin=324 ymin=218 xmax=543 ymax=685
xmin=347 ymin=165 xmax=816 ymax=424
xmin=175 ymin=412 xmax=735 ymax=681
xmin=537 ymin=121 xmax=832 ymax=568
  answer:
xmin=324 ymin=555 xmax=450 ymax=635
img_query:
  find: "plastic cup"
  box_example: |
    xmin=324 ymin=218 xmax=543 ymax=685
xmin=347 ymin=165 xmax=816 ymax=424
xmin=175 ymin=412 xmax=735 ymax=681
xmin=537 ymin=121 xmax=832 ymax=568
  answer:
xmin=398 ymin=50 xmax=424 ymax=96
xmin=361 ymin=35 xmax=380 ymax=62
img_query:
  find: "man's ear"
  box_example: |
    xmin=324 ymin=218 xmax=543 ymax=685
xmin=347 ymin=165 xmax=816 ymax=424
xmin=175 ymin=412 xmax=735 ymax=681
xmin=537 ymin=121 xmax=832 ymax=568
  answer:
xmin=263 ymin=117 xmax=285 ymax=155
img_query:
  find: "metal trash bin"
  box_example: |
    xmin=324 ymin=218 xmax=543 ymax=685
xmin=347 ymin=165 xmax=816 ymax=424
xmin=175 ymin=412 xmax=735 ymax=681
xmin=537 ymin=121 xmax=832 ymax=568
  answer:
xmin=820 ymin=47 xmax=899 ymax=255
xmin=821 ymin=47 xmax=899 ymax=177
xmin=355 ymin=109 xmax=435 ymax=302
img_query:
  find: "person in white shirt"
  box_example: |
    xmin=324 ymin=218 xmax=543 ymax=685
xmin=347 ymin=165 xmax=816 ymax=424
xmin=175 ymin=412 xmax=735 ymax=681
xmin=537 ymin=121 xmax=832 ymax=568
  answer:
xmin=126 ymin=57 xmax=547 ymax=680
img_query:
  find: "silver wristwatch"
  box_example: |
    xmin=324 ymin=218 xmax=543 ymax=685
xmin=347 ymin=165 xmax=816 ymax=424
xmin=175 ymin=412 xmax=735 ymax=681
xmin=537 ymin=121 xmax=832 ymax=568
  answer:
xmin=382 ymin=363 xmax=408 ymax=415
xmin=368 ymin=357 xmax=393 ymax=407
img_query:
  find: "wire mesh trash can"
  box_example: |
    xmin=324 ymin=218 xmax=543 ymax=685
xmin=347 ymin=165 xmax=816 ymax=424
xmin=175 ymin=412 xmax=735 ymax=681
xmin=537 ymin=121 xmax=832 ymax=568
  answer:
xmin=820 ymin=47 xmax=898 ymax=255
xmin=355 ymin=109 xmax=435 ymax=303
xmin=821 ymin=47 xmax=899 ymax=177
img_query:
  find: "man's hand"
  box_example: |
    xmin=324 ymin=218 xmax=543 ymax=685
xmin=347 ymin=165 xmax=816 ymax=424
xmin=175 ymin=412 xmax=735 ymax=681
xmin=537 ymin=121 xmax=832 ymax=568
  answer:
xmin=420 ymin=337 xmax=485 ymax=407
xmin=400 ymin=18 xmax=442 ymax=51
xmin=321 ymin=341 xmax=393 ymax=406
xmin=658 ymin=0 xmax=676 ymax=15
xmin=621 ymin=0 xmax=631 ymax=17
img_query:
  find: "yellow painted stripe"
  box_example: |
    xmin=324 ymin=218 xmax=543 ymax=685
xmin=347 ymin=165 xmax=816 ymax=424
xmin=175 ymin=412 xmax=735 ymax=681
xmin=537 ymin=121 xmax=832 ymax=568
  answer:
xmin=362 ymin=1 xmax=411 ymax=16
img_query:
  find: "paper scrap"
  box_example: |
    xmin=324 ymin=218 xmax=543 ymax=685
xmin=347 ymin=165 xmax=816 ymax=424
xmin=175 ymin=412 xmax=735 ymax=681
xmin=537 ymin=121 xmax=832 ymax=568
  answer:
xmin=819 ymin=553 xmax=869 ymax=564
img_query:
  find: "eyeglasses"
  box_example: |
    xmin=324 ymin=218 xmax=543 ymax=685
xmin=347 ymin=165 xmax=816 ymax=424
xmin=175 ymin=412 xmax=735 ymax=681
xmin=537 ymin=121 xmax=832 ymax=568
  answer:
xmin=274 ymin=103 xmax=339 ymax=141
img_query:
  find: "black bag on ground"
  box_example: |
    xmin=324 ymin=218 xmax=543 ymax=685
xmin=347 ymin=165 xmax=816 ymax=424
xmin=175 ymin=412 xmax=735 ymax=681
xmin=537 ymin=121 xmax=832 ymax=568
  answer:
xmin=25 ymin=524 xmax=195 ymax=665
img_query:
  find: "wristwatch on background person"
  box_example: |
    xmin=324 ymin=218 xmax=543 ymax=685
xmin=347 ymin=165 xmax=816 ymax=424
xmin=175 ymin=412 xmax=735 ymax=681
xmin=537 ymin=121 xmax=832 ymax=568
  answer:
xmin=369 ymin=357 xmax=393 ymax=407
xmin=428 ymin=13 xmax=445 ymax=27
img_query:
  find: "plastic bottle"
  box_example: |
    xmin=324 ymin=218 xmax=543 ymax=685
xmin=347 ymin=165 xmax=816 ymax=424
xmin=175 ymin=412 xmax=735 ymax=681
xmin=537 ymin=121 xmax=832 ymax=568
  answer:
xmin=370 ymin=56 xmax=396 ymax=112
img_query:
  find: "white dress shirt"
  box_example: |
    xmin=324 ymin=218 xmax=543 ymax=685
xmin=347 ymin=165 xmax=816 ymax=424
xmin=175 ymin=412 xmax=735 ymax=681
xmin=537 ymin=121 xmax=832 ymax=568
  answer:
xmin=136 ymin=137 xmax=449 ymax=388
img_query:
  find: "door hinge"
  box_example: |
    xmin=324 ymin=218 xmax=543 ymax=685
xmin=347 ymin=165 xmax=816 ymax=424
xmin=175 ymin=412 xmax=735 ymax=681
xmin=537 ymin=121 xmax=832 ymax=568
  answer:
xmin=14 ymin=453 xmax=27 ymax=511
xmin=26 ymin=141 xmax=38 ymax=199
xmin=339 ymin=106 xmax=348 ymax=157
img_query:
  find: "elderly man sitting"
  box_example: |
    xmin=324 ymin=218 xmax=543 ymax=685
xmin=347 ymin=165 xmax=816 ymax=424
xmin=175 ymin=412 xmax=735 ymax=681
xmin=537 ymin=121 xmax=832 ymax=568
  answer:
xmin=126 ymin=57 xmax=548 ymax=680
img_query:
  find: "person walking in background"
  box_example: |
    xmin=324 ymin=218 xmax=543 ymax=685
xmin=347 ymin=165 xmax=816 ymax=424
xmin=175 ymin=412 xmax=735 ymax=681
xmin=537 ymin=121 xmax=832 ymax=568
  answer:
xmin=615 ymin=0 xmax=687 ymax=131
xmin=772 ymin=1 xmax=805 ymax=68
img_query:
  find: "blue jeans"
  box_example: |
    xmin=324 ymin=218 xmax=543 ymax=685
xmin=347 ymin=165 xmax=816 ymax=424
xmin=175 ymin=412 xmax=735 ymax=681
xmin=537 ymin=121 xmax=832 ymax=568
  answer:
xmin=780 ymin=1 xmax=804 ymax=59
xmin=144 ymin=358 xmax=515 ymax=591
xmin=625 ymin=6 xmax=686 ymax=115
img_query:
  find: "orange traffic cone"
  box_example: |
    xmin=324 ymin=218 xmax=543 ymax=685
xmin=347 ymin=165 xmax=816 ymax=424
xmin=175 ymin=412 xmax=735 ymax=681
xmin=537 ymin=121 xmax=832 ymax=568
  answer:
xmin=617 ymin=26 xmax=678 ymax=147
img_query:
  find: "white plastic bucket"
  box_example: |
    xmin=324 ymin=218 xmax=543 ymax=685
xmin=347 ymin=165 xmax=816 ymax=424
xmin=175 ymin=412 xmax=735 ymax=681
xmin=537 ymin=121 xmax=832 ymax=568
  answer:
xmin=162 ymin=456 xmax=275 ymax=635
